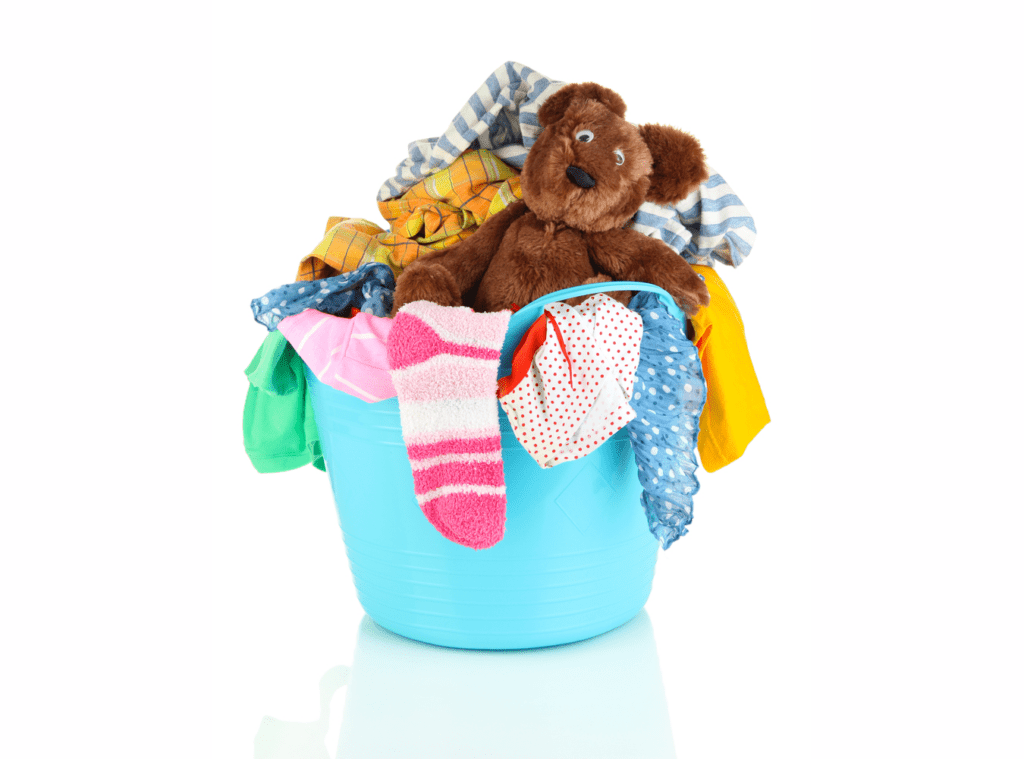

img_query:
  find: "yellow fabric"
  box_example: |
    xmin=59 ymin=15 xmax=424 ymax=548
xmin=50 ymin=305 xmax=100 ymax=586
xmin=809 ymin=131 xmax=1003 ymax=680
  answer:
xmin=296 ymin=149 xmax=522 ymax=281
xmin=297 ymin=217 xmax=389 ymax=281
xmin=689 ymin=266 xmax=769 ymax=472
xmin=324 ymin=216 xmax=347 ymax=234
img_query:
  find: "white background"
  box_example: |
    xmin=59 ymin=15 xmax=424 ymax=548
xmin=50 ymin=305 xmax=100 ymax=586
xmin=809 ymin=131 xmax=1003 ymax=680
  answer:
xmin=3 ymin=1 xmax=1022 ymax=757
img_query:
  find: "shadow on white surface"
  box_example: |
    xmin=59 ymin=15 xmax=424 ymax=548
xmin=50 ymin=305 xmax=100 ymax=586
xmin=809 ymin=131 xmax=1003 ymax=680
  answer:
xmin=255 ymin=665 xmax=351 ymax=759
xmin=255 ymin=610 xmax=675 ymax=758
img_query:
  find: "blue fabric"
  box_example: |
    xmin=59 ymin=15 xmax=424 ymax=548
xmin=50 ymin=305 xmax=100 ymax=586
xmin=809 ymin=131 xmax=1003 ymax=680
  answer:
xmin=626 ymin=291 xmax=707 ymax=549
xmin=251 ymin=263 xmax=395 ymax=331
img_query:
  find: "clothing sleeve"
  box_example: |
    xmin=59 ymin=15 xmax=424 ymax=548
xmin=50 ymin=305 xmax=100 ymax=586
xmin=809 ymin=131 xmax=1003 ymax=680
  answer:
xmin=243 ymin=332 xmax=323 ymax=473
xmin=631 ymin=167 xmax=757 ymax=267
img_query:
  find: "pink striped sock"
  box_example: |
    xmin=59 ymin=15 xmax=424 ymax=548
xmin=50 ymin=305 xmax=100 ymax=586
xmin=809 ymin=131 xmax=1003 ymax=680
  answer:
xmin=387 ymin=301 xmax=511 ymax=550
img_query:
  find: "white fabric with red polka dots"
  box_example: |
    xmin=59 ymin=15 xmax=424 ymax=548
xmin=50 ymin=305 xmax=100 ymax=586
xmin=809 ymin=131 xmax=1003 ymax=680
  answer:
xmin=499 ymin=294 xmax=644 ymax=469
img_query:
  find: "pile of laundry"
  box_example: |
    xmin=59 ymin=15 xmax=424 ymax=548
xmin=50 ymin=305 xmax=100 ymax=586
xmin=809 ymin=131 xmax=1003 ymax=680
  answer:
xmin=244 ymin=62 xmax=769 ymax=549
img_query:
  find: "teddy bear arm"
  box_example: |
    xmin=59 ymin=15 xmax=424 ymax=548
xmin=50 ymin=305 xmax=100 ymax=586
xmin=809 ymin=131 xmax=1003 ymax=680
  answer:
xmin=588 ymin=229 xmax=710 ymax=316
xmin=437 ymin=200 xmax=531 ymax=297
xmin=391 ymin=249 xmax=462 ymax=314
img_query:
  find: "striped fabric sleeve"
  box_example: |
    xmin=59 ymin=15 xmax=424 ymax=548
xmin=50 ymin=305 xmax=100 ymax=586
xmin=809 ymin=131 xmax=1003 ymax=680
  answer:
xmin=632 ymin=168 xmax=758 ymax=268
xmin=377 ymin=62 xmax=565 ymax=202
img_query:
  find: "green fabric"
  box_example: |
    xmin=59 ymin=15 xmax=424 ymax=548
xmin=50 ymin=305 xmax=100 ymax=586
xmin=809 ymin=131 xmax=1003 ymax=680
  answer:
xmin=243 ymin=331 xmax=324 ymax=473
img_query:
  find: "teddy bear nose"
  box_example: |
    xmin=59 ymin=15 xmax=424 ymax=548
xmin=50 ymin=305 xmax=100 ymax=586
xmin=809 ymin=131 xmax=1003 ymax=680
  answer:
xmin=565 ymin=165 xmax=596 ymax=189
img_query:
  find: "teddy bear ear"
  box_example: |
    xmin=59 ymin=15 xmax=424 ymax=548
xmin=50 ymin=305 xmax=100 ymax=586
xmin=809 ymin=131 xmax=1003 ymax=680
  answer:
xmin=637 ymin=124 xmax=710 ymax=206
xmin=537 ymin=82 xmax=628 ymax=126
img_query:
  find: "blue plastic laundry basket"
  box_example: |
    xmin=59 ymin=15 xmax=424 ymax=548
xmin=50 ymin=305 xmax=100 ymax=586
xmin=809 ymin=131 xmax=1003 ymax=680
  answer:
xmin=306 ymin=282 xmax=685 ymax=649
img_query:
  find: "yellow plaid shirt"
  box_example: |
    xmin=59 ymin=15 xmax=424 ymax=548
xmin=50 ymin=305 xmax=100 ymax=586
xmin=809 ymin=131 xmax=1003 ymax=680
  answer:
xmin=296 ymin=149 xmax=522 ymax=281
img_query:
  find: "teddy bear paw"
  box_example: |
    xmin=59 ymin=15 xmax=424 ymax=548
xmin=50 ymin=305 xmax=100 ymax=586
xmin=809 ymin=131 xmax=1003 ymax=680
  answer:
xmin=391 ymin=261 xmax=463 ymax=315
xmin=670 ymin=276 xmax=711 ymax=316
xmin=562 ymin=275 xmax=633 ymax=307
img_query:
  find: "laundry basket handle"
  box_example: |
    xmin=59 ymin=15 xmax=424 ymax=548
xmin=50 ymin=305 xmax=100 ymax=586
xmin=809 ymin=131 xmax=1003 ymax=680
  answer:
xmin=499 ymin=281 xmax=683 ymax=374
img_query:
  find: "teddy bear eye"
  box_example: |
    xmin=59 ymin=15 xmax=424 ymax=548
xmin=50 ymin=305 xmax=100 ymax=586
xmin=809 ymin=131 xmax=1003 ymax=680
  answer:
xmin=614 ymin=149 xmax=625 ymax=165
xmin=575 ymin=129 xmax=594 ymax=143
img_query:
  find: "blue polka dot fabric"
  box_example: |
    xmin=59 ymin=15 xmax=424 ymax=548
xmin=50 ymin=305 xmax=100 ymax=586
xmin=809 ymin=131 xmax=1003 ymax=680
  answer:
xmin=251 ymin=263 xmax=395 ymax=331
xmin=627 ymin=291 xmax=707 ymax=549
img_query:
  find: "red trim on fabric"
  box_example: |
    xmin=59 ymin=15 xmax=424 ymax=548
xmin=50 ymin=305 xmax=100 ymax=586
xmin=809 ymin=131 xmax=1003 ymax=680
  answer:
xmin=694 ymin=322 xmax=713 ymax=352
xmin=544 ymin=312 xmax=574 ymax=389
xmin=496 ymin=314 xmax=548 ymax=398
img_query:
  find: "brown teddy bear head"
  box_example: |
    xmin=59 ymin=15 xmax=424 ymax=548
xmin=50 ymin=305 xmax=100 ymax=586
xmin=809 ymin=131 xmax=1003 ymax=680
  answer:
xmin=521 ymin=82 xmax=709 ymax=233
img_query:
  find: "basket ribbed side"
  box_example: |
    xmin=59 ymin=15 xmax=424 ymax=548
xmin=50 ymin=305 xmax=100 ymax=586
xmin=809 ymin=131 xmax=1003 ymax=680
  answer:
xmin=343 ymin=532 xmax=656 ymax=649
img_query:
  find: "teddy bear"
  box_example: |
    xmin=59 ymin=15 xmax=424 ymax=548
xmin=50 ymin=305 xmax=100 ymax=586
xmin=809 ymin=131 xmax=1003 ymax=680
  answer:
xmin=390 ymin=82 xmax=712 ymax=316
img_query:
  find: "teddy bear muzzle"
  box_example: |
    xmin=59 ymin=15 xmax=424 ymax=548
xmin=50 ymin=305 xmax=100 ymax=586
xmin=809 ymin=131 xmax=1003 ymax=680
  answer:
xmin=565 ymin=165 xmax=596 ymax=189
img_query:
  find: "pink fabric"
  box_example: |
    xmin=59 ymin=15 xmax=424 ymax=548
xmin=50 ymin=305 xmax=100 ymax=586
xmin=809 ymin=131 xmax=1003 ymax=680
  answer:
xmin=387 ymin=301 xmax=511 ymax=550
xmin=426 ymin=493 xmax=508 ymax=547
xmin=406 ymin=435 xmax=502 ymax=460
xmin=411 ymin=459 xmax=506 ymax=493
xmin=401 ymin=303 xmax=509 ymax=347
xmin=277 ymin=309 xmax=395 ymax=403
xmin=389 ymin=356 xmax=505 ymax=403
xmin=386 ymin=313 xmax=501 ymax=370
